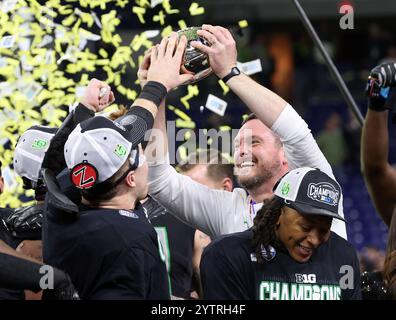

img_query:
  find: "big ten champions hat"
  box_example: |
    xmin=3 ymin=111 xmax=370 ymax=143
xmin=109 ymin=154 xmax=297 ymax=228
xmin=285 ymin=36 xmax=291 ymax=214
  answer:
xmin=13 ymin=126 xmax=57 ymax=183
xmin=64 ymin=116 xmax=145 ymax=190
xmin=273 ymin=167 xmax=346 ymax=222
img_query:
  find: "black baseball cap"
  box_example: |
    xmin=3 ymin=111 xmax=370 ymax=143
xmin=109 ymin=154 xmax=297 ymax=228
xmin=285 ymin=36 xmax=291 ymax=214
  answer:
xmin=273 ymin=167 xmax=346 ymax=222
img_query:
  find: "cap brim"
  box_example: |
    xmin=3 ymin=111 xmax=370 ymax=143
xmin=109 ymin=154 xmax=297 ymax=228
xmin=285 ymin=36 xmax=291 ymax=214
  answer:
xmin=288 ymin=202 xmax=346 ymax=222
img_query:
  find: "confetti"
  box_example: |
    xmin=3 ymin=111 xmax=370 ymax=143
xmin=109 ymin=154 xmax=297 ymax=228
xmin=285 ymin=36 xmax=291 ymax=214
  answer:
xmin=162 ymin=0 xmax=179 ymax=14
xmin=237 ymin=59 xmax=262 ymax=76
xmin=151 ymin=0 xmax=164 ymax=8
xmin=0 ymin=0 xmax=219 ymax=208
xmin=143 ymin=30 xmax=160 ymax=39
xmin=218 ymin=79 xmax=229 ymax=95
xmin=1 ymin=0 xmax=17 ymax=13
xmin=153 ymin=10 xmax=166 ymax=25
xmin=17 ymin=37 xmax=31 ymax=51
xmin=23 ymin=82 xmax=43 ymax=101
xmin=168 ymin=105 xmax=192 ymax=122
xmin=176 ymin=119 xmax=195 ymax=129
xmin=2 ymin=166 xmax=18 ymax=191
xmin=180 ymin=84 xmax=199 ymax=109
xmin=0 ymin=35 xmax=15 ymax=48
xmin=178 ymin=20 xmax=187 ymax=30
xmin=205 ymin=94 xmax=228 ymax=116
xmin=37 ymin=35 xmax=53 ymax=48
xmin=133 ymin=6 xmax=146 ymax=24
xmin=189 ymin=2 xmax=205 ymax=16
xmin=177 ymin=145 xmax=188 ymax=161
xmin=91 ymin=11 xmax=103 ymax=28
xmin=238 ymin=20 xmax=248 ymax=28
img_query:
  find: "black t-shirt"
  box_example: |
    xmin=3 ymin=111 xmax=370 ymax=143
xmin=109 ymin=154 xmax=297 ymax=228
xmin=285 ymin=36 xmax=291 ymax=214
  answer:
xmin=0 ymin=208 xmax=24 ymax=300
xmin=201 ymin=230 xmax=361 ymax=300
xmin=144 ymin=198 xmax=195 ymax=299
xmin=0 ymin=208 xmax=12 ymax=220
xmin=0 ymin=208 xmax=18 ymax=247
xmin=43 ymin=201 xmax=170 ymax=300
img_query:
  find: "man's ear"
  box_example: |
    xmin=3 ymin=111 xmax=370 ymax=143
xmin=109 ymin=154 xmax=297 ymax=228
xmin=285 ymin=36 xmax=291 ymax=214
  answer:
xmin=221 ymin=177 xmax=233 ymax=192
xmin=279 ymin=148 xmax=288 ymax=167
xmin=125 ymin=171 xmax=136 ymax=188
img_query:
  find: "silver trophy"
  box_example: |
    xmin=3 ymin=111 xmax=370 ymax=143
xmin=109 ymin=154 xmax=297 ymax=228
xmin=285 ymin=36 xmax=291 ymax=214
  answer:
xmin=177 ymin=27 xmax=213 ymax=84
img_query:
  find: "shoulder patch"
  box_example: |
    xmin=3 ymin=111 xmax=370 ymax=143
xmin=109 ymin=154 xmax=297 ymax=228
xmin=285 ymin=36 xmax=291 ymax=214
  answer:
xmin=260 ymin=245 xmax=277 ymax=261
xmin=119 ymin=209 xmax=139 ymax=219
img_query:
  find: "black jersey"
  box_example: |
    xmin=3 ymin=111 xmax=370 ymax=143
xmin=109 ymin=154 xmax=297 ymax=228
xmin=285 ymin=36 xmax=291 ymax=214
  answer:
xmin=0 ymin=210 xmax=24 ymax=300
xmin=0 ymin=208 xmax=19 ymax=247
xmin=0 ymin=208 xmax=26 ymax=300
xmin=0 ymin=208 xmax=12 ymax=220
xmin=143 ymin=197 xmax=195 ymax=299
xmin=43 ymin=200 xmax=170 ymax=300
xmin=201 ymin=230 xmax=361 ymax=300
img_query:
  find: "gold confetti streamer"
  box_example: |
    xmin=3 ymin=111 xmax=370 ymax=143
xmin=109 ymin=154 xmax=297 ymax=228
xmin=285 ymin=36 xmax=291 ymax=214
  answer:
xmin=180 ymin=84 xmax=199 ymax=110
xmin=189 ymin=2 xmax=205 ymax=16
xmin=218 ymin=79 xmax=229 ymax=95
xmin=238 ymin=19 xmax=248 ymax=28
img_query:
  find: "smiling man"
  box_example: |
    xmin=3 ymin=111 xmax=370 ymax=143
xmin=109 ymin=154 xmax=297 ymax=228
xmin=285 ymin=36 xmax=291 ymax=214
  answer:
xmin=146 ymin=25 xmax=346 ymax=239
xmin=200 ymin=168 xmax=361 ymax=300
xmin=234 ymin=113 xmax=286 ymax=201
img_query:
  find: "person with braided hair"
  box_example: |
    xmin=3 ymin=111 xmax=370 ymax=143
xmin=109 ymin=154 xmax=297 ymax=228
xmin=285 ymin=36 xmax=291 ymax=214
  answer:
xmin=361 ymin=61 xmax=396 ymax=299
xmin=200 ymin=168 xmax=361 ymax=300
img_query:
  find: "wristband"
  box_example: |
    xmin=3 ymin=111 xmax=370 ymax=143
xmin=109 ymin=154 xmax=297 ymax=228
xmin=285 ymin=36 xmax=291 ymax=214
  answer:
xmin=138 ymin=81 xmax=167 ymax=107
xmin=222 ymin=66 xmax=241 ymax=83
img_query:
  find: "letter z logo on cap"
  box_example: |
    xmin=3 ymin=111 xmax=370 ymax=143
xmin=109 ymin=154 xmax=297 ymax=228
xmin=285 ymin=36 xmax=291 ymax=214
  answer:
xmin=71 ymin=162 xmax=98 ymax=189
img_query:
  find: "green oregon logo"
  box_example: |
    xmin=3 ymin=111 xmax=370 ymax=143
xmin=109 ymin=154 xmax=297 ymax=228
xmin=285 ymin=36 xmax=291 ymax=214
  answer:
xmin=281 ymin=182 xmax=290 ymax=196
xmin=31 ymin=139 xmax=47 ymax=149
xmin=114 ymin=144 xmax=127 ymax=157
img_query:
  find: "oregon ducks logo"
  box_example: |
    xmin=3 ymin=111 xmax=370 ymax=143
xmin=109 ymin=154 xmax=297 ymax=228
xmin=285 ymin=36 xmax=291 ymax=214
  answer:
xmin=281 ymin=182 xmax=290 ymax=196
xmin=114 ymin=144 xmax=127 ymax=157
xmin=31 ymin=139 xmax=47 ymax=149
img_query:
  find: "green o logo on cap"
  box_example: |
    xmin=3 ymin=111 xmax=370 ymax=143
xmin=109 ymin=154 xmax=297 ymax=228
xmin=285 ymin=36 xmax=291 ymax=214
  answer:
xmin=114 ymin=144 xmax=127 ymax=157
xmin=281 ymin=182 xmax=290 ymax=196
xmin=32 ymin=139 xmax=47 ymax=149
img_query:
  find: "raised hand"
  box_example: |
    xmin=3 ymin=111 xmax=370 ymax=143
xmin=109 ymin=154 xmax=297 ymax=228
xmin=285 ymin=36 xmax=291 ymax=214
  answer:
xmin=80 ymin=78 xmax=115 ymax=113
xmin=190 ymin=24 xmax=237 ymax=79
xmin=146 ymin=32 xmax=194 ymax=91
xmin=369 ymin=62 xmax=396 ymax=87
xmin=137 ymin=48 xmax=153 ymax=89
